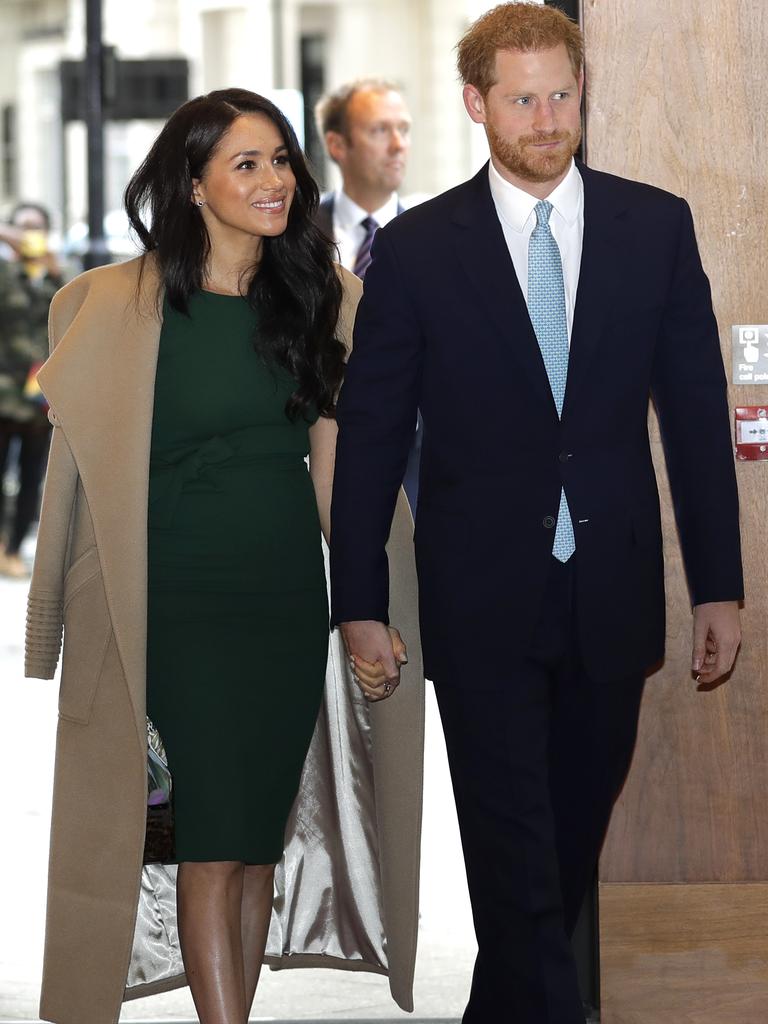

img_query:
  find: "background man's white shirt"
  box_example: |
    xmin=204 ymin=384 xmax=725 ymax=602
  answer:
xmin=488 ymin=158 xmax=584 ymax=344
xmin=332 ymin=189 xmax=401 ymax=271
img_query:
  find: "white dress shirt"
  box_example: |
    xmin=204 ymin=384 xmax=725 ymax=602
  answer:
xmin=332 ymin=189 xmax=401 ymax=272
xmin=488 ymin=158 xmax=584 ymax=343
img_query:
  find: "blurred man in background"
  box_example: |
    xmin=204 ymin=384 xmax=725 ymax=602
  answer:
xmin=315 ymin=78 xmax=411 ymax=275
xmin=315 ymin=79 xmax=421 ymax=511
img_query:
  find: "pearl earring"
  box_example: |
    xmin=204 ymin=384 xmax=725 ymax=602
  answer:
xmin=196 ymin=200 xmax=205 ymax=207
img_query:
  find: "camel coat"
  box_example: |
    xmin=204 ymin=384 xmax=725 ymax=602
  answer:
xmin=25 ymin=254 xmax=424 ymax=1024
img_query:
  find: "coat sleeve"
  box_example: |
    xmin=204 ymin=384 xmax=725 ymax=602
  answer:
xmin=330 ymin=227 xmax=423 ymax=626
xmin=24 ymin=282 xmax=85 ymax=679
xmin=24 ymin=426 xmax=78 ymax=678
xmin=650 ymin=198 xmax=744 ymax=605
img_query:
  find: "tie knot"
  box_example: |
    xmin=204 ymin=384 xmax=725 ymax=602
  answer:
xmin=361 ymin=216 xmax=379 ymax=234
xmin=534 ymin=200 xmax=553 ymax=227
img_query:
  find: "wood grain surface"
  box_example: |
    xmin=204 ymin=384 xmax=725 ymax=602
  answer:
xmin=582 ymin=0 xmax=768 ymax=885
xmin=600 ymin=883 xmax=768 ymax=1023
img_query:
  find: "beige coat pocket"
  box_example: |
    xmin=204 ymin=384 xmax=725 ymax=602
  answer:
xmin=60 ymin=547 xmax=113 ymax=724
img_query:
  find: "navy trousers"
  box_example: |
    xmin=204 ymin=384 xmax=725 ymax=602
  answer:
xmin=434 ymin=557 xmax=645 ymax=1023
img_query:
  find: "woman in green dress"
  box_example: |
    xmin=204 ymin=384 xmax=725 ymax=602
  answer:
xmin=122 ymin=89 xmax=406 ymax=1022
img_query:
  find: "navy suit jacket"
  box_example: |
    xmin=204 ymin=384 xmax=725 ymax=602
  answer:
xmin=330 ymin=162 xmax=743 ymax=683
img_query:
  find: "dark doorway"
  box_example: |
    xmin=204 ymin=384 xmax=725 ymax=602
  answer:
xmin=300 ymin=33 xmax=327 ymax=185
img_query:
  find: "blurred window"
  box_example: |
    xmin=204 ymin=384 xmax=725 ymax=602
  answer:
xmin=300 ymin=34 xmax=327 ymax=184
xmin=2 ymin=104 xmax=17 ymax=196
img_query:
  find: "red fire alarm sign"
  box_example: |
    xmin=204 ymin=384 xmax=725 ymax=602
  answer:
xmin=735 ymin=406 xmax=768 ymax=460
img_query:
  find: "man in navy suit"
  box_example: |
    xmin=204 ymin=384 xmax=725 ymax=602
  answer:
xmin=330 ymin=5 xmax=743 ymax=1022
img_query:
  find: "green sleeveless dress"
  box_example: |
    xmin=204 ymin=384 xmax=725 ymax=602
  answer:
xmin=146 ymin=291 xmax=329 ymax=865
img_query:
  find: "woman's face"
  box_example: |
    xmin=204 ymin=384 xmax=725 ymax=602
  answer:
xmin=192 ymin=113 xmax=297 ymax=251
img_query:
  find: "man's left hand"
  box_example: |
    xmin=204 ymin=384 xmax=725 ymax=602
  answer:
xmin=691 ymin=601 xmax=741 ymax=683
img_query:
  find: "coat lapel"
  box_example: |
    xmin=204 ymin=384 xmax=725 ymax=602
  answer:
xmin=451 ymin=166 xmax=557 ymax=416
xmin=38 ymin=255 xmax=162 ymax=727
xmin=562 ymin=164 xmax=627 ymax=421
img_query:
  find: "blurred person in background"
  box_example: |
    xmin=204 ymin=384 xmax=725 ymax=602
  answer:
xmin=0 ymin=202 xmax=62 ymax=578
xmin=24 ymin=89 xmax=422 ymax=1024
xmin=315 ymin=79 xmax=421 ymax=511
xmin=314 ymin=78 xmax=411 ymax=275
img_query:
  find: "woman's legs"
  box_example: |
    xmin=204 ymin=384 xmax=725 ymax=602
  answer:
xmin=6 ymin=423 xmax=50 ymax=555
xmin=0 ymin=419 xmax=14 ymax=550
xmin=176 ymin=859 xmax=276 ymax=1024
xmin=241 ymin=863 xmax=276 ymax=1016
xmin=177 ymin=860 xmax=247 ymax=1024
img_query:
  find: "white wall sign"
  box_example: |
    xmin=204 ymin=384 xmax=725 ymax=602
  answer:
xmin=732 ymin=324 xmax=768 ymax=384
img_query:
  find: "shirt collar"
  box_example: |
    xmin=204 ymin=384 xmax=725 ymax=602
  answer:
xmin=488 ymin=158 xmax=582 ymax=232
xmin=334 ymin=189 xmax=400 ymax=232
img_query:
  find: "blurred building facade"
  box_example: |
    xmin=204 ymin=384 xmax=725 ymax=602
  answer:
xmin=0 ymin=0 xmax=535 ymax=248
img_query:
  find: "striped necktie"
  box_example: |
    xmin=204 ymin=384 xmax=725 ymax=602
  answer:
xmin=527 ymin=199 xmax=576 ymax=563
xmin=353 ymin=216 xmax=379 ymax=280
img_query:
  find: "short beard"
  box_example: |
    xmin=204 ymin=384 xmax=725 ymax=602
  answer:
xmin=487 ymin=121 xmax=582 ymax=184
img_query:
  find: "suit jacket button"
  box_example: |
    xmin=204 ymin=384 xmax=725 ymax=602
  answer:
xmin=559 ymin=451 xmax=572 ymax=463
xmin=543 ymin=515 xmax=556 ymax=529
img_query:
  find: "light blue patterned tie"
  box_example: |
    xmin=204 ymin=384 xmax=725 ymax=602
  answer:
xmin=527 ymin=200 xmax=575 ymax=562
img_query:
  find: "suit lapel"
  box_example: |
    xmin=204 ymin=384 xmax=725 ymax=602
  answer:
xmin=38 ymin=256 xmax=162 ymax=724
xmin=451 ymin=167 xmax=557 ymax=415
xmin=563 ymin=164 xmax=627 ymax=420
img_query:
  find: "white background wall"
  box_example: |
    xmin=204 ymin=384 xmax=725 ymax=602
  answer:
xmin=0 ymin=0 xmax=544 ymax=235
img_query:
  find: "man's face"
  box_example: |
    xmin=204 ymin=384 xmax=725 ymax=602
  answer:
xmin=328 ymin=89 xmax=412 ymax=198
xmin=463 ymin=44 xmax=583 ymax=190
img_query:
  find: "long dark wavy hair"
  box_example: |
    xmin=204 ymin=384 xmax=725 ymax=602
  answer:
xmin=124 ymin=88 xmax=344 ymax=420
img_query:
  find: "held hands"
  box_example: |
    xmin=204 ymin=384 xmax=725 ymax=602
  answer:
xmin=340 ymin=620 xmax=407 ymax=702
xmin=691 ymin=601 xmax=741 ymax=684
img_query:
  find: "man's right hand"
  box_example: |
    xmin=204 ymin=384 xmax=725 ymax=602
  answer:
xmin=340 ymin=620 xmax=406 ymax=701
